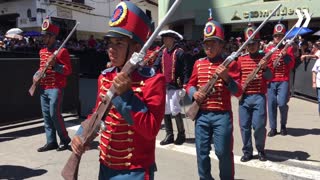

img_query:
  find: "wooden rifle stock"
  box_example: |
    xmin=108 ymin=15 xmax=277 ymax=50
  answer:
xmin=242 ymin=50 xmax=274 ymax=92
xmin=185 ymin=56 xmax=235 ymax=120
xmin=186 ymin=4 xmax=281 ymax=120
xmin=28 ymin=64 xmax=51 ymax=96
xmin=61 ymin=56 xmax=137 ymax=180
xmin=186 ymin=72 xmax=220 ymax=120
xmin=28 ymin=22 xmax=80 ymax=96
xmin=272 ymin=41 xmax=294 ymax=68
xmin=61 ymin=1 xmax=182 ymax=179
xmin=239 ymin=11 xmax=306 ymax=101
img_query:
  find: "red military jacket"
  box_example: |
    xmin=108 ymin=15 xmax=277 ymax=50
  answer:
xmin=38 ymin=48 xmax=72 ymax=89
xmin=186 ymin=57 xmax=242 ymax=111
xmin=88 ymin=66 xmax=165 ymax=170
xmin=265 ymin=44 xmax=295 ymax=82
xmin=237 ymin=53 xmax=272 ymax=94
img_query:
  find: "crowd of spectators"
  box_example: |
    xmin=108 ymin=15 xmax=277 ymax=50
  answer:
xmin=1 ymin=31 xmax=319 ymax=63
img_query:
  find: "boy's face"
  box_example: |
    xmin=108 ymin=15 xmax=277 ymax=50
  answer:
xmin=163 ymin=36 xmax=175 ymax=48
xmin=107 ymin=37 xmax=140 ymax=67
xmin=42 ymin=34 xmax=55 ymax=46
xmin=247 ymin=41 xmax=259 ymax=54
xmin=203 ymin=39 xmax=224 ymax=58
xmin=107 ymin=37 xmax=130 ymax=67
xmin=273 ymin=34 xmax=284 ymax=44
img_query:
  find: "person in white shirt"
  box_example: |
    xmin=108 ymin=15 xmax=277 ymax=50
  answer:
xmin=311 ymin=42 xmax=320 ymax=116
xmin=301 ymin=41 xmax=320 ymax=61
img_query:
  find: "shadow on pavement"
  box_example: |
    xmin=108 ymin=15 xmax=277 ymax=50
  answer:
xmin=185 ymin=138 xmax=195 ymax=144
xmin=265 ymin=149 xmax=320 ymax=163
xmin=0 ymin=165 xmax=47 ymax=179
xmin=0 ymin=118 xmax=82 ymax=143
xmin=287 ymin=127 xmax=320 ymax=137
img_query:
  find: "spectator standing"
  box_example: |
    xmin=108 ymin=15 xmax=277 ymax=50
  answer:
xmin=311 ymin=42 xmax=320 ymax=116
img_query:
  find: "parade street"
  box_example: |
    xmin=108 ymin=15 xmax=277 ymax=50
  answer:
xmin=0 ymin=97 xmax=319 ymax=180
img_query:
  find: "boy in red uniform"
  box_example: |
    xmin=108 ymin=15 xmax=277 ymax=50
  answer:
xmin=265 ymin=22 xmax=295 ymax=137
xmin=35 ymin=17 xmax=72 ymax=152
xmin=186 ymin=15 xmax=242 ymax=180
xmin=237 ymin=23 xmax=272 ymax=162
xmin=71 ymin=1 xmax=166 ymax=179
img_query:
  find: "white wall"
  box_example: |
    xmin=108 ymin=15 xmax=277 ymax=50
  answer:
xmin=0 ymin=0 xmax=159 ymax=39
xmin=0 ymin=0 xmax=38 ymax=28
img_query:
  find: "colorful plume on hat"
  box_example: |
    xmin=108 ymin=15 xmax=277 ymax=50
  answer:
xmin=203 ymin=8 xmax=224 ymax=42
xmin=273 ymin=21 xmax=286 ymax=36
xmin=244 ymin=23 xmax=260 ymax=42
xmin=106 ymin=1 xmax=152 ymax=45
xmin=41 ymin=17 xmax=60 ymax=36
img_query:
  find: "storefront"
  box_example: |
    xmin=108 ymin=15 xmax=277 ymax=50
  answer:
xmin=159 ymin=0 xmax=320 ymax=41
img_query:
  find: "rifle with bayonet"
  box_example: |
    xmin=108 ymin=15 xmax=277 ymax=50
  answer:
xmin=61 ymin=1 xmax=182 ymax=180
xmin=28 ymin=22 xmax=80 ymax=96
xmin=242 ymin=10 xmax=305 ymax=93
xmin=185 ymin=4 xmax=282 ymax=120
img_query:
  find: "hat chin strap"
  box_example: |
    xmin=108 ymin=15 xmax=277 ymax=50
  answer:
xmin=121 ymin=43 xmax=131 ymax=68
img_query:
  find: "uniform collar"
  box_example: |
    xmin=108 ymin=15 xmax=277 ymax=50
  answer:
xmin=208 ymin=55 xmax=222 ymax=63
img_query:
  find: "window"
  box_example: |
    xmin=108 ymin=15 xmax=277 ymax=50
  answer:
xmin=27 ymin=9 xmax=32 ymax=18
xmin=72 ymin=0 xmax=84 ymax=4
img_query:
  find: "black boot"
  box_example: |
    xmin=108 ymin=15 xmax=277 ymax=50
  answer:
xmin=267 ymin=129 xmax=277 ymax=137
xmin=280 ymin=125 xmax=287 ymax=136
xmin=37 ymin=142 xmax=58 ymax=152
xmin=160 ymin=115 xmax=174 ymax=145
xmin=174 ymin=113 xmax=186 ymax=145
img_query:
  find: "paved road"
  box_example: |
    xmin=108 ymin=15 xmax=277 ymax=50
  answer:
xmin=0 ymin=97 xmax=319 ymax=180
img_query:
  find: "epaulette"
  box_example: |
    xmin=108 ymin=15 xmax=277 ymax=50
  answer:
xmin=198 ymin=57 xmax=206 ymax=61
xmin=137 ymin=66 xmax=156 ymax=78
xmin=101 ymin=66 xmax=115 ymax=75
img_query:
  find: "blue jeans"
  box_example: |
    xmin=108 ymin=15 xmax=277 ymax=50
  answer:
xmin=98 ymin=163 xmax=156 ymax=180
xmin=195 ymin=111 xmax=234 ymax=180
xmin=40 ymin=88 xmax=70 ymax=144
xmin=317 ymin=88 xmax=320 ymax=115
xmin=267 ymin=81 xmax=289 ymax=129
xmin=239 ymin=94 xmax=267 ymax=155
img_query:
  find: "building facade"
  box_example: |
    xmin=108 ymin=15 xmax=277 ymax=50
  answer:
xmin=0 ymin=0 xmax=158 ymax=40
xmin=159 ymin=0 xmax=320 ymax=41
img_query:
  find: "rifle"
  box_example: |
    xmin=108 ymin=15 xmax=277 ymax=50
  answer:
xmin=242 ymin=10 xmax=305 ymax=94
xmin=28 ymin=22 xmax=80 ymax=96
xmin=273 ymin=11 xmax=312 ymax=68
xmin=139 ymin=45 xmax=165 ymax=67
xmin=61 ymin=1 xmax=182 ymax=180
xmin=185 ymin=4 xmax=282 ymax=120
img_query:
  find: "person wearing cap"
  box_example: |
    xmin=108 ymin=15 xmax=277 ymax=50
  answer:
xmin=153 ymin=29 xmax=191 ymax=145
xmin=71 ymin=1 xmax=166 ymax=179
xmin=34 ymin=17 xmax=72 ymax=152
xmin=237 ymin=23 xmax=273 ymax=162
xmin=265 ymin=23 xmax=295 ymax=137
xmin=186 ymin=14 xmax=242 ymax=179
